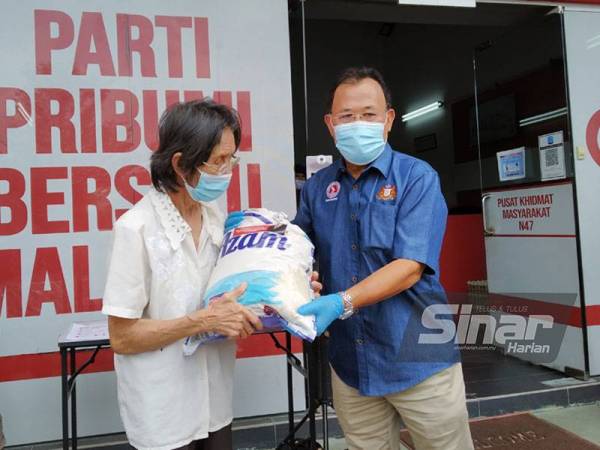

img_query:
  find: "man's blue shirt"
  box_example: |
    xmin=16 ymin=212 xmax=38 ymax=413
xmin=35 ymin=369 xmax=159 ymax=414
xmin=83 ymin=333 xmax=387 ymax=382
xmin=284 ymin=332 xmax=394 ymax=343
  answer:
xmin=294 ymin=145 xmax=460 ymax=396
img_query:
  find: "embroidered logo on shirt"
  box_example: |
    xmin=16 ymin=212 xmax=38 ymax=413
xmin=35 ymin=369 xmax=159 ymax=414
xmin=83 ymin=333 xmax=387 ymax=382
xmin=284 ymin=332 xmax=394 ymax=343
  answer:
xmin=326 ymin=181 xmax=341 ymax=201
xmin=376 ymin=184 xmax=397 ymax=201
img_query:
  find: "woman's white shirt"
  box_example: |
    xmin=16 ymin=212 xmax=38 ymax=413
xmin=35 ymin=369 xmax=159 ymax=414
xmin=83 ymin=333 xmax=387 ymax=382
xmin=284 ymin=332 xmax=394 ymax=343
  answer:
xmin=102 ymin=188 xmax=233 ymax=450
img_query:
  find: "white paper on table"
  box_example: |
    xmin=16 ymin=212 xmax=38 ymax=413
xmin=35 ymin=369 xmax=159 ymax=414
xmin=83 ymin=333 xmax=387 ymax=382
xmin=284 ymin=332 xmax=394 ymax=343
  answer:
xmin=63 ymin=320 xmax=109 ymax=342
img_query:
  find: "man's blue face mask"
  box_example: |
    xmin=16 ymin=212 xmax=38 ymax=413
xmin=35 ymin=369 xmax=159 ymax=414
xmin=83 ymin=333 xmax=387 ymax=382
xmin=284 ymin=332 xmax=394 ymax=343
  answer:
xmin=184 ymin=170 xmax=232 ymax=202
xmin=333 ymin=121 xmax=386 ymax=166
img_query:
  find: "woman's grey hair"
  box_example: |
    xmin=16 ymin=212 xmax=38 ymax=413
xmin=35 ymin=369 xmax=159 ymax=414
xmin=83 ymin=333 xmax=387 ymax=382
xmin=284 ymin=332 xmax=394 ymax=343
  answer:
xmin=150 ymin=98 xmax=241 ymax=193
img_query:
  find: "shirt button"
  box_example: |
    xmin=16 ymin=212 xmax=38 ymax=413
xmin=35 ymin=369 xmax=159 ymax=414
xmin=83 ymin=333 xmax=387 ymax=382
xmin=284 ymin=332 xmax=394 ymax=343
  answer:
xmin=351 ymin=276 xmax=358 ymax=283
xmin=351 ymin=244 xmax=358 ymax=251
xmin=353 ymin=184 xmax=359 ymax=190
xmin=350 ymin=213 xmax=357 ymax=221
xmin=356 ymin=339 xmax=364 ymax=345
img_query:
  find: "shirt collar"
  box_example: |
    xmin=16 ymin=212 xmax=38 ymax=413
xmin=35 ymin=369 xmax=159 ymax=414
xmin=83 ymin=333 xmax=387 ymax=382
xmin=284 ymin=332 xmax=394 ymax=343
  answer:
xmin=370 ymin=144 xmax=393 ymax=178
xmin=201 ymin=200 xmax=225 ymax=247
xmin=334 ymin=143 xmax=393 ymax=180
xmin=333 ymin=158 xmax=346 ymax=180
xmin=149 ymin=188 xmax=224 ymax=250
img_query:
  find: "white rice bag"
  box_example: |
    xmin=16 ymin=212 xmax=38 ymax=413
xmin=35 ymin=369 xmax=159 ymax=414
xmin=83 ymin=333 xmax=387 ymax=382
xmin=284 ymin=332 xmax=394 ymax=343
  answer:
xmin=183 ymin=209 xmax=316 ymax=355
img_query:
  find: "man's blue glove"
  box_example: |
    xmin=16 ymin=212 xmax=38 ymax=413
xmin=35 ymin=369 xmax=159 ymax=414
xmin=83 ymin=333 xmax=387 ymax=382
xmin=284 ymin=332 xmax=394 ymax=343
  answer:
xmin=297 ymin=293 xmax=344 ymax=336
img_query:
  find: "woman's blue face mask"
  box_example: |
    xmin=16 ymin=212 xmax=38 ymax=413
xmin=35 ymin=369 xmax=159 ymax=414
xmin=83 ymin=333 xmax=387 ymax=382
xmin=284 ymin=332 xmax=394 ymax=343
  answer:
xmin=184 ymin=170 xmax=232 ymax=202
xmin=333 ymin=120 xmax=386 ymax=166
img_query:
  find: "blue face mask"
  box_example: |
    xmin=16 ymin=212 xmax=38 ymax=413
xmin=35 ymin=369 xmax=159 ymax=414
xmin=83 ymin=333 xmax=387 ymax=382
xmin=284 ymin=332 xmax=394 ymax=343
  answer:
xmin=334 ymin=121 xmax=386 ymax=166
xmin=184 ymin=171 xmax=232 ymax=202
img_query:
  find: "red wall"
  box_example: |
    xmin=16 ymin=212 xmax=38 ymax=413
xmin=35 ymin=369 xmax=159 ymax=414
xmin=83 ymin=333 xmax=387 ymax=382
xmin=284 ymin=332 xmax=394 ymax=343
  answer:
xmin=439 ymin=214 xmax=487 ymax=293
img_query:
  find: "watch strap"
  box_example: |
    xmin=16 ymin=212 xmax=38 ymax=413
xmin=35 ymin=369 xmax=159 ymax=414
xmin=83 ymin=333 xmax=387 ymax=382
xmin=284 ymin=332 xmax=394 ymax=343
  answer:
xmin=339 ymin=291 xmax=354 ymax=320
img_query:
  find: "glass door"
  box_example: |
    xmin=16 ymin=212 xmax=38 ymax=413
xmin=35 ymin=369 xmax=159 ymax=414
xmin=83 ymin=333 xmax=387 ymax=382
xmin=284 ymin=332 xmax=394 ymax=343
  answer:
xmin=473 ymin=9 xmax=587 ymax=376
xmin=563 ymin=6 xmax=600 ymax=378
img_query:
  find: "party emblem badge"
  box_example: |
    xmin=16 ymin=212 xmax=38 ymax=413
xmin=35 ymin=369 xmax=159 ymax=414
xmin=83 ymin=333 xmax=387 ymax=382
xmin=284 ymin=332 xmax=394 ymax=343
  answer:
xmin=326 ymin=181 xmax=341 ymax=201
xmin=376 ymin=184 xmax=397 ymax=201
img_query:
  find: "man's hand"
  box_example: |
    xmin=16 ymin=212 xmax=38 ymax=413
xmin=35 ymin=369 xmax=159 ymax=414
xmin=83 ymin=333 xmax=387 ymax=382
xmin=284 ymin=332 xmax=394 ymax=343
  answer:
xmin=297 ymin=293 xmax=344 ymax=336
xmin=310 ymin=271 xmax=323 ymax=297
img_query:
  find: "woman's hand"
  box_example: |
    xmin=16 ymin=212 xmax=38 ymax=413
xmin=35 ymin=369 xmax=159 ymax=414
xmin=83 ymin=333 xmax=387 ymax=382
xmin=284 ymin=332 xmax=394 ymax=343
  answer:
xmin=311 ymin=271 xmax=323 ymax=297
xmin=192 ymin=283 xmax=263 ymax=339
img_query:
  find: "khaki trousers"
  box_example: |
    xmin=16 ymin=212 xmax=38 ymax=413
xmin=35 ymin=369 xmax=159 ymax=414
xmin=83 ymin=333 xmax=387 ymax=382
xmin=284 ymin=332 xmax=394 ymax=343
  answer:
xmin=331 ymin=363 xmax=474 ymax=450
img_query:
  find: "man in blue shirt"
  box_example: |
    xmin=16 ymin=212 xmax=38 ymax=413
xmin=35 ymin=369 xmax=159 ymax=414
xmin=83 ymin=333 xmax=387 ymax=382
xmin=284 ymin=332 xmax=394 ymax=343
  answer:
xmin=295 ymin=67 xmax=473 ymax=450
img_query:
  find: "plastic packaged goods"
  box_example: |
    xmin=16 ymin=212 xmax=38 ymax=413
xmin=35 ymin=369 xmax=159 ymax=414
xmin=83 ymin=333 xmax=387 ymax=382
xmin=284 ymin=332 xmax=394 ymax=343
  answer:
xmin=183 ymin=209 xmax=316 ymax=356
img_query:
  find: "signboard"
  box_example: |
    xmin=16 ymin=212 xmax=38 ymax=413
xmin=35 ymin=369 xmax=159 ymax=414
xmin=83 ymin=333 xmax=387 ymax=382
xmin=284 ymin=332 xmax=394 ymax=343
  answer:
xmin=0 ymin=0 xmax=297 ymax=444
xmin=482 ymin=182 xmax=584 ymax=374
xmin=483 ymin=182 xmax=575 ymax=237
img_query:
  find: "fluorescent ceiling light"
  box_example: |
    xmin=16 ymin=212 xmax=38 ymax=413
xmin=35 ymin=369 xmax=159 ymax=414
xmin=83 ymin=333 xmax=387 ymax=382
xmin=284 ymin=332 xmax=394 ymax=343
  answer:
xmin=587 ymin=34 xmax=600 ymax=50
xmin=519 ymin=107 xmax=568 ymax=127
xmin=397 ymin=0 xmax=475 ymax=6
xmin=401 ymin=101 xmax=443 ymax=122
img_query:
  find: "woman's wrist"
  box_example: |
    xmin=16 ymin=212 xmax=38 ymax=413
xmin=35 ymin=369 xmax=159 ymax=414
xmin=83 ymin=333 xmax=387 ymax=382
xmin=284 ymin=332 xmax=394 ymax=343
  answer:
xmin=185 ymin=310 xmax=213 ymax=335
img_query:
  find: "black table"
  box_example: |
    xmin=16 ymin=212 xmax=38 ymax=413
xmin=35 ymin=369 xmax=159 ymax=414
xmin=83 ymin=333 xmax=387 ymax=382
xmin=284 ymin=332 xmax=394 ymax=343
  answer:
xmin=58 ymin=324 xmax=111 ymax=450
xmin=58 ymin=322 xmax=331 ymax=450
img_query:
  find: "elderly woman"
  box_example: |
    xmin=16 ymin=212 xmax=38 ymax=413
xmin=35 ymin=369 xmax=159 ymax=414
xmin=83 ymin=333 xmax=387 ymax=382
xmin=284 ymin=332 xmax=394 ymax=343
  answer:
xmin=102 ymin=99 xmax=262 ymax=450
